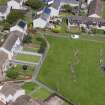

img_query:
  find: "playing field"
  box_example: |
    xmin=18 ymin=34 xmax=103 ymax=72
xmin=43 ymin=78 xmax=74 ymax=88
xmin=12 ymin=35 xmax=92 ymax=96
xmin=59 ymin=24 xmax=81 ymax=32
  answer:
xmin=38 ymin=36 xmax=105 ymax=105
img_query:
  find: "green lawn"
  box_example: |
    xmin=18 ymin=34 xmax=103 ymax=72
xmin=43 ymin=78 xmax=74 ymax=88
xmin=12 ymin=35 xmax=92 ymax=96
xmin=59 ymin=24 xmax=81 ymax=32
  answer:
xmin=38 ymin=36 xmax=105 ymax=105
xmin=22 ymin=82 xmax=39 ymax=94
xmin=31 ymin=87 xmax=50 ymax=100
xmin=16 ymin=54 xmax=40 ymax=62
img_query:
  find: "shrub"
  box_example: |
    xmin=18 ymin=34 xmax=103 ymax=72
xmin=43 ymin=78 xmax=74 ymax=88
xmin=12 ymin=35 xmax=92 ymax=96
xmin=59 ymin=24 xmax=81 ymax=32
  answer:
xmin=6 ymin=69 xmax=19 ymax=79
xmin=25 ymin=0 xmax=45 ymax=10
xmin=6 ymin=10 xmax=24 ymax=25
xmin=23 ymin=35 xmax=32 ymax=44
xmin=52 ymin=26 xmax=62 ymax=33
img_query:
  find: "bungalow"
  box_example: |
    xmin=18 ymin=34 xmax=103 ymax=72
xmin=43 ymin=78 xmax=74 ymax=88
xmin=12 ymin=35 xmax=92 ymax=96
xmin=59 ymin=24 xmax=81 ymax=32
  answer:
xmin=33 ymin=7 xmax=51 ymax=28
xmin=10 ymin=20 xmax=27 ymax=35
xmin=0 ymin=83 xmax=25 ymax=104
xmin=68 ymin=16 xmax=105 ymax=30
xmin=88 ymin=0 xmax=102 ymax=18
xmin=0 ymin=5 xmax=11 ymax=21
xmin=7 ymin=0 xmax=27 ymax=10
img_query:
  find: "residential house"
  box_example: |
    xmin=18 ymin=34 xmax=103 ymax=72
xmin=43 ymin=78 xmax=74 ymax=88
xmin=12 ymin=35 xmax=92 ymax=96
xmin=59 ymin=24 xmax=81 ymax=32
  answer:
xmin=12 ymin=95 xmax=46 ymax=105
xmin=2 ymin=31 xmax=25 ymax=56
xmin=0 ymin=83 xmax=25 ymax=104
xmin=50 ymin=0 xmax=61 ymax=17
xmin=0 ymin=50 xmax=10 ymax=81
xmin=87 ymin=0 xmax=93 ymax=5
xmin=68 ymin=16 xmax=105 ymax=30
xmin=7 ymin=0 xmax=27 ymax=10
xmin=60 ymin=0 xmax=79 ymax=7
xmin=33 ymin=7 xmax=51 ymax=28
xmin=42 ymin=0 xmax=54 ymax=5
xmin=0 ymin=5 xmax=11 ymax=21
xmin=10 ymin=20 xmax=27 ymax=35
xmin=88 ymin=0 xmax=102 ymax=18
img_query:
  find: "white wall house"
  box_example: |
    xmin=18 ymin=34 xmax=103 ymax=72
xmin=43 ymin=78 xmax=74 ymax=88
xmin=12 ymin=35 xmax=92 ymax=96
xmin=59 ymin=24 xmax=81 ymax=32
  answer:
xmin=0 ymin=6 xmax=11 ymax=21
xmin=2 ymin=31 xmax=24 ymax=57
xmin=33 ymin=18 xmax=48 ymax=28
xmin=88 ymin=14 xmax=101 ymax=18
xmin=10 ymin=20 xmax=27 ymax=35
xmin=49 ymin=7 xmax=60 ymax=17
xmin=60 ymin=0 xmax=79 ymax=7
xmin=7 ymin=0 xmax=27 ymax=10
xmin=87 ymin=0 xmax=93 ymax=5
xmin=33 ymin=7 xmax=51 ymax=28
xmin=0 ymin=83 xmax=25 ymax=104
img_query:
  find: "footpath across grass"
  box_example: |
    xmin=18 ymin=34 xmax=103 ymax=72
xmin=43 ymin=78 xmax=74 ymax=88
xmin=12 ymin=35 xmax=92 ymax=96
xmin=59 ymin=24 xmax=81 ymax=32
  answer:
xmin=38 ymin=36 xmax=105 ymax=105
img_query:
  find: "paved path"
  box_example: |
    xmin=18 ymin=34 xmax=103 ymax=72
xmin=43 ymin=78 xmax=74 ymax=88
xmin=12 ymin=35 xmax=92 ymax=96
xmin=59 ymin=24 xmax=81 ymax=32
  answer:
xmin=9 ymin=60 xmax=38 ymax=65
xmin=15 ymin=51 xmax=42 ymax=57
xmin=29 ymin=85 xmax=42 ymax=95
xmin=32 ymin=33 xmax=50 ymax=80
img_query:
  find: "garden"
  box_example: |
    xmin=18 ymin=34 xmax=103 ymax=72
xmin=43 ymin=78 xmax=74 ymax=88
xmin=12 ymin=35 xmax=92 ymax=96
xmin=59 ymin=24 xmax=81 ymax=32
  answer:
xmin=6 ymin=64 xmax=34 ymax=80
xmin=38 ymin=35 xmax=105 ymax=105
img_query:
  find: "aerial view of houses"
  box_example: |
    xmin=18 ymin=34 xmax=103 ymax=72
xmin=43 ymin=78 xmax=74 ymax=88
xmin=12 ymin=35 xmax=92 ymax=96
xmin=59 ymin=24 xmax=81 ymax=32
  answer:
xmin=0 ymin=0 xmax=105 ymax=105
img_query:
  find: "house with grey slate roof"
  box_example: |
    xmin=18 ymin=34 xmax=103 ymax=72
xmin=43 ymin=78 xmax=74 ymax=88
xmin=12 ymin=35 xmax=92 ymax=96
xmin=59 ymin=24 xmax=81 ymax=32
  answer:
xmin=7 ymin=0 xmax=28 ymax=10
xmin=0 ymin=83 xmax=25 ymax=104
xmin=33 ymin=7 xmax=51 ymax=28
xmin=0 ymin=5 xmax=11 ymax=21
xmin=50 ymin=0 xmax=80 ymax=17
xmin=88 ymin=0 xmax=102 ymax=18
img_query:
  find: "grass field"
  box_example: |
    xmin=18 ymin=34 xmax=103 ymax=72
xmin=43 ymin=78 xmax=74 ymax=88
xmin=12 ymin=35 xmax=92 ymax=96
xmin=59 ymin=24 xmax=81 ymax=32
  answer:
xmin=38 ymin=36 xmax=105 ymax=105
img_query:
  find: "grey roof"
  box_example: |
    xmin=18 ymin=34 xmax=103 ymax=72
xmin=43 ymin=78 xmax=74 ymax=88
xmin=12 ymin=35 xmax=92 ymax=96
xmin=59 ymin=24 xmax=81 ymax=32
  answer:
xmin=2 ymin=31 xmax=24 ymax=51
xmin=0 ymin=83 xmax=22 ymax=96
xmin=12 ymin=95 xmax=46 ymax=105
xmin=61 ymin=0 xmax=79 ymax=4
xmin=68 ymin=16 xmax=105 ymax=26
xmin=0 ymin=50 xmax=8 ymax=68
xmin=52 ymin=0 xmax=61 ymax=9
xmin=14 ymin=0 xmax=22 ymax=3
xmin=0 ymin=5 xmax=7 ymax=13
xmin=88 ymin=0 xmax=102 ymax=16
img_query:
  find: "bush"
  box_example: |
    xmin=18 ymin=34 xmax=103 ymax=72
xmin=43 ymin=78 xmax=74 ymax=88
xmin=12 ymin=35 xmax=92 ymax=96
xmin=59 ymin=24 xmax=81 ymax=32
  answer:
xmin=25 ymin=0 xmax=45 ymax=10
xmin=38 ymin=39 xmax=47 ymax=53
xmin=23 ymin=65 xmax=28 ymax=70
xmin=23 ymin=35 xmax=32 ymax=44
xmin=52 ymin=26 xmax=62 ymax=33
xmin=6 ymin=69 xmax=19 ymax=79
xmin=6 ymin=10 xmax=24 ymax=25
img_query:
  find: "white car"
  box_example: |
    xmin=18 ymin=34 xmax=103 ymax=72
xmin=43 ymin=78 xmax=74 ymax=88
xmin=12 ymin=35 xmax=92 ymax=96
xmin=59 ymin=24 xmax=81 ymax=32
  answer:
xmin=71 ymin=34 xmax=79 ymax=39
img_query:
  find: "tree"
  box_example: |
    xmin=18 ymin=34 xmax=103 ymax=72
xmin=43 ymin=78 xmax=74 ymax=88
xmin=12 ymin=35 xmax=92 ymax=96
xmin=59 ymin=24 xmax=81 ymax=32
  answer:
xmin=6 ymin=69 xmax=19 ymax=79
xmin=23 ymin=65 xmax=28 ymax=70
xmin=6 ymin=10 xmax=24 ymax=25
xmin=62 ymin=5 xmax=72 ymax=12
xmin=25 ymin=0 xmax=45 ymax=10
xmin=23 ymin=35 xmax=32 ymax=44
